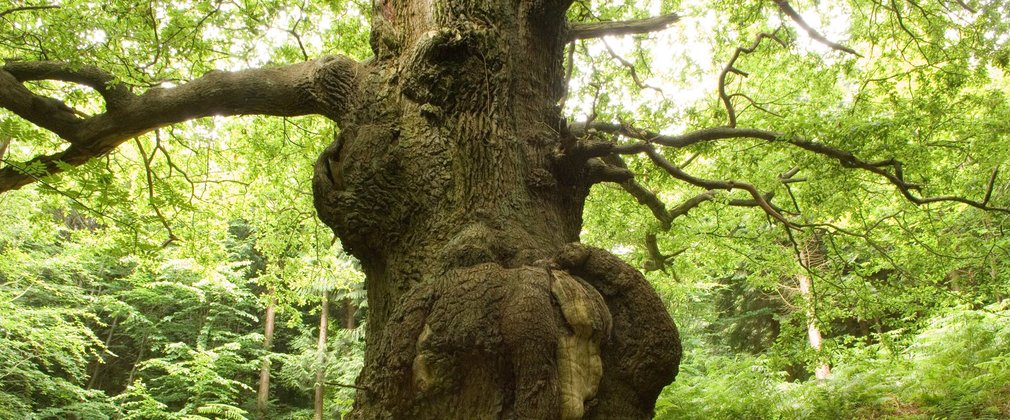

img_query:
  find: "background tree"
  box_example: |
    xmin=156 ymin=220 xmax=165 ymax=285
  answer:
xmin=2 ymin=0 xmax=1009 ymax=418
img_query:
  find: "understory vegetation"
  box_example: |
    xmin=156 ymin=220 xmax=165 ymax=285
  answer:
xmin=3 ymin=186 xmax=1009 ymax=418
xmin=657 ymin=303 xmax=1010 ymax=419
xmin=3 ymin=0 xmax=1010 ymax=418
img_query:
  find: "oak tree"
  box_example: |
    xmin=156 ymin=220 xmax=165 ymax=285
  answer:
xmin=2 ymin=0 xmax=1007 ymax=418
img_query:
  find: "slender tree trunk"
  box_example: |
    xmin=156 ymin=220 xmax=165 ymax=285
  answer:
xmin=314 ymin=291 xmax=330 ymax=420
xmin=343 ymin=298 xmax=356 ymax=330
xmin=256 ymin=293 xmax=277 ymax=419
xmin=796 ymin=272 xmax=830 ymax=379
xmin=126 ymin=335 xmax=147 ymax=385
xmin=798 ymin=237 xmax=830 ymax=379
xmin=310 ymin=1 xmax=682 ymax=417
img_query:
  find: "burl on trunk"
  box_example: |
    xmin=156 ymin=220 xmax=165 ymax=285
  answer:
xmin=311 ymin=1 xmax=681 ymax=418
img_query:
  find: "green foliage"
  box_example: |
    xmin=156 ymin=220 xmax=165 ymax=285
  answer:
xmin=656 ymin=303 xmax=1010 ymax=419
xmin=124 ymin=342 xmax=255 ymax=418
xmin=572 ymin=0 xmax=1010 ymax=416
xmin=0 ymin=182 xmax=365 ymax=417
xmin=115 ymin=381 xmax=173 ymax=420
xmin=275 ymin=327 xmax=365 ymax=417
xmin=0 ymin=296 xmax=115 ymax=418
xmin=3 ymin=0 xmax=1010 ymax=417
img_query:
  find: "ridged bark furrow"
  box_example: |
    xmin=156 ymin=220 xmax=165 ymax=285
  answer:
xmin=312 ymin=1 xmax=681 ymax=417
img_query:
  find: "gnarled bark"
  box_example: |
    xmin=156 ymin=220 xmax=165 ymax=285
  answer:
xmin=311 ymin=0 xmax=681 ymax=417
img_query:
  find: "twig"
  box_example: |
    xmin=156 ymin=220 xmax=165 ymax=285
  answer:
xmin=134 ymin=136 xmax=178 ymax=246
xmin=952 ymin=0 xmax=977 ymax=13
xmin=600 ymin=155 xmax=673 ymax=228
xmin=326 ymin=381 xmax=369 ymax=390
xmin=0 ymin=56 xmax=362 ymax=193
xmin=0 ymin=158 xmax=139 ymax=232
xmin=644 ymin=145 xmax=796 ymax=227
xmin=601 ymin=39 xmax=664 ymax=94
xmin=586 ymin=120 xmax=1010 ymax=215
xmin=0 ymin=5 xmax=59 ymax=18
xmin=718 ymin=32 xmax=787 ymax=127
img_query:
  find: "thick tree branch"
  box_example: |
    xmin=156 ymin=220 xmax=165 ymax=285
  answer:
xmin=0 ymin=55 xmax=361 ymax=193
xmin=585 ymin=122 xmax=780 ymax=148
xmin=0 ymin=69 xmax=83 ymax=139
xmin=566 ymin=13 xmax=680 ymax=41
xmin=669 ymin=191 xmax=716 ymax=219
xmin=4 ymin=61 xmax=135 ymax=107
xmin=772 ymin=0 xmax=861 ymax=56
xmin=585 ymin=157 xmax=634 ymax=183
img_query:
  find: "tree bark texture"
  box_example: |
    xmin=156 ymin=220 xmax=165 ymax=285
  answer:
xmin=310 ymin=1 xmax=681 ymax=418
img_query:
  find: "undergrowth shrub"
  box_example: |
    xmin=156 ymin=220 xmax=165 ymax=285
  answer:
xmin=656 ymin=301 xmax=1010 ymax=419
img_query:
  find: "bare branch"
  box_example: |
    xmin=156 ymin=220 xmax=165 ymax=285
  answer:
xmin=599 ymin=153 xmax=783 ymax=228
xmin=952 ymin=0 xmax=977 ymax=13
xmin=779 ymin=167 xmax=800 ymax=179
xmin=326 ymin=381 xmax=370 ymax=391
xmin=772 ymin=0 xmax=862 ymax=56
xmin=983 ymin=167 xmax=998 ymax=206
xmin=567 ymin=13 xmax=680 ymax=41
xmin=643 ymin=232 xmax=686 ymax=272
xmin=779 ymin=167 xmax=807 ymax=183
xmin=586 ymin=121 xmax=1010 ymax=214
xmin=663 ymin=179 xmax=786 ymax=219
xmin=601 ymin=39 xmax=664 ymax=94
xmin=644 ymin=145 xmax=796 ymax=227
xmin=0 ymin=56 xmax=362 ymax=193
xmin=718 ymin=32 xmax=787 ymax=127
xmin=586 ymin=122 xmax=779 ymax=148
xmin=134 ymin=137 xmax=178 ymax=247
xmin=566 ymin=138 xmax=651 ymax=159
xmin=558 ymin=41 xmax=576 ymax=109
xmin=0 ymin=5 xmax=58 ymax=18
xmin=601 ymin=155 xmax=673 ymax=229
xmin=669 ymin=190 xmax=716 ymax=220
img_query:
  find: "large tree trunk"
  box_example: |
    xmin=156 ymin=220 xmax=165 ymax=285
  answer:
xmin=311 ymin=1 xmax=681 ymax=417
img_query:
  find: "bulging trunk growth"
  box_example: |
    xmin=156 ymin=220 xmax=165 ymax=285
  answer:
xmin=311 ymin=1 xmax=681 ymax=417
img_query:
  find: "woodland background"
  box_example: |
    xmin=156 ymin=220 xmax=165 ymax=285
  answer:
xmin=2 ymin=0 xmax=1010 ymax=418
